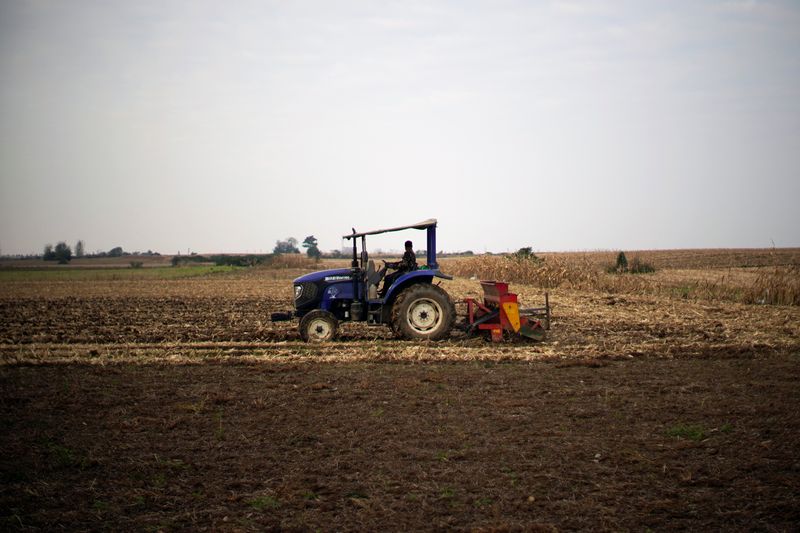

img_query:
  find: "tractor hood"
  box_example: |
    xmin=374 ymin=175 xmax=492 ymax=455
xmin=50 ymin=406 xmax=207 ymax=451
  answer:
xmin=293 ymin=268 xmax=351 ymax=284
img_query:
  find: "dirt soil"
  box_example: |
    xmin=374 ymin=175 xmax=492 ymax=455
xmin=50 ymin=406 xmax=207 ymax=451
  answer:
xmin=1 ymin=268 xmax=799 ymax=531
xmin=2 ymin=356 xmax=799 ymax=532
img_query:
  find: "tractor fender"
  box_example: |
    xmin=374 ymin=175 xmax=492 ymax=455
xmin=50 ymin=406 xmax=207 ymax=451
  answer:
xmin=384 ymin=271 xmax=434 ymax=301
xmin=381 ymin=271 xmax=435 ymax=322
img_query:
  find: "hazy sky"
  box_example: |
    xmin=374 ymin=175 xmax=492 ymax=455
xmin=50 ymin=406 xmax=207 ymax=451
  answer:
xmin=1 ymin=0 xmax=798 ymax=255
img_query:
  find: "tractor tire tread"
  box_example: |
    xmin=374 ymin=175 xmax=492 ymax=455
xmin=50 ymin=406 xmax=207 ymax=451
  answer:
xmin=391 ymin=283 xmax=455 ymax=341
xmin=299 ymin=310 xmax=338 ymax=343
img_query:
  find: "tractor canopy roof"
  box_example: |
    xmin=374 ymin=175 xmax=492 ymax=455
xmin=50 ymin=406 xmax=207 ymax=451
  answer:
xmin=343 ymin=219 xmax=436 ymax=240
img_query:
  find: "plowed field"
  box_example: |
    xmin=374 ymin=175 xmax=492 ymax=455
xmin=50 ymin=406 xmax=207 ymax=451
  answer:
xmin=1 ymin=264 xmax=799 ymax=531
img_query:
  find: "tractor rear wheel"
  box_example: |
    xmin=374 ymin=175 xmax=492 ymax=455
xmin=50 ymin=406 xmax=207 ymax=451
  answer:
xmin=391 ymin=284 xmax=455 ymax=341
xmin=299 ymin=310 xmax=338 ymax=342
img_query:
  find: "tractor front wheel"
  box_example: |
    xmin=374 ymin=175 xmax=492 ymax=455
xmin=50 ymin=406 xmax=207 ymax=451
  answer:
xmin=391 ymin=284 xmax=455 ymax=341
xmin=299 ymin=310 xmax=338 ymax=342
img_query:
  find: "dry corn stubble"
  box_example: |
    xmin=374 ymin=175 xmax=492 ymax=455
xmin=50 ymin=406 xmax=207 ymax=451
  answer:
xmin=440 ymin=253 xmax=800 ymax=305
xmin=1 ymin=252 xmax=798 ymax=365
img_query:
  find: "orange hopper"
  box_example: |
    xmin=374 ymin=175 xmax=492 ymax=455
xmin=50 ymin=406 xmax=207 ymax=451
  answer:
xmin=464 ymin=281 xmax=549 ymax=342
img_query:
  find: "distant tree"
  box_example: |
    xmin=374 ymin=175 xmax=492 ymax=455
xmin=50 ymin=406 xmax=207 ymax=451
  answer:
xmin=43 ymin=244 xmax=55 ymax=261
xmin=108 ymin=246 xmax=124 ymax=257
xmin=607 ymin=251 xmax=654 ymax=274
xmin=329 ymin=249 xmax=343 ymax=259
xmin=615 ymin=251 xmax=628 ymax=272
xmin=302 ymin=235 xmax=321 ymax=260
xmin=513 ymin=246 xmax=539 ymax=261
xmin=54 ymin=242 xmax=72 ymax=264
xmin=273 ymin=237 xmax=300 ymax=254
xmin=75 ymin=240 xmax=85 ymax=258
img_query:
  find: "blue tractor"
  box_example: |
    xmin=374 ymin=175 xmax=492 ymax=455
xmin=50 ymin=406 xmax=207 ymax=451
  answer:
xmin=271 ymin=219 xmax=456 ymax=342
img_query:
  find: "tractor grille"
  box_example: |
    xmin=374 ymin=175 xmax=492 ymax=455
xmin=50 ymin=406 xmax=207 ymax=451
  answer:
xmin=295 ymin=282 xmax=319 ymax=308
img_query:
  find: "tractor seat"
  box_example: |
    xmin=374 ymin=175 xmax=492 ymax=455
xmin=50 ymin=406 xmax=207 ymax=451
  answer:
xmin=366 ymin=260 xmax=384 ymax=285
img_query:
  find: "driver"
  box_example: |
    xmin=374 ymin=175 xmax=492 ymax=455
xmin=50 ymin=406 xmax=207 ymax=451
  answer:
xmin=380 ymin=240 xmax=418 ymax=297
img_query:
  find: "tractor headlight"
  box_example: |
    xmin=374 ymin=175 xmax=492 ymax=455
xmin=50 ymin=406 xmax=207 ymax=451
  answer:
xmin=294 ymin=285 xmax=303 ymax=300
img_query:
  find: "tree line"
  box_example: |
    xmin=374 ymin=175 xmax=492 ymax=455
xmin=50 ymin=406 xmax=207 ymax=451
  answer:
xmin=34 ymin=235 xmax=331 ymax=264
xmin=273 ymin=236 xmax=328 ymax=260
xmin=41 ymin=240 xmax=160 ymax=263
